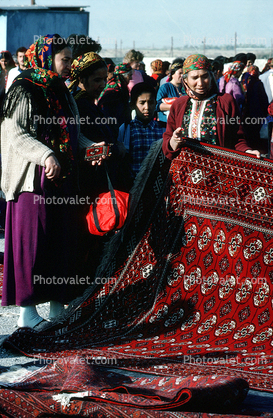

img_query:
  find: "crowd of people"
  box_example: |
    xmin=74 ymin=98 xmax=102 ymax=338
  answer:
xmin=1 ymin=34 xmax=273 ymax=329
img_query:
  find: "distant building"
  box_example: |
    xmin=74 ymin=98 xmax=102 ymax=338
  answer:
xmin=0 ymin=6 xmax=89 ymax=54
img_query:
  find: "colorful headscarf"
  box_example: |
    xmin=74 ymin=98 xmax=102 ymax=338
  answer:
xmin=223 ymin=61 xmax=245 ymax=83
xmin=151 ymin=59 xmax=163 ymax=74
xmin=182 ymin=54 xmax=216 ymax=100
xmin=247 ymin=65 xmax=259 ymax=78
xmin=182 ymin=54 xmax=212 ymax=75
xmin=114 ymin=63 xmax=132 ymax=75
xmin=6 ymin=34 xmax=75 ymax=180
xmin=69 ymin=52 xmax=104 ymax=90
xmin=24 ymin=35 xmax=55 ymax=70
xmin=241 ymin=65 xmax=260 ymax=94
xmin=170 ymin=62 xmax=183 ymax=73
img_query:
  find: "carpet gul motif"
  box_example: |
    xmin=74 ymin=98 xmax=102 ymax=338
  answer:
xmin=1 ymin=140 xmax=273 ymax=416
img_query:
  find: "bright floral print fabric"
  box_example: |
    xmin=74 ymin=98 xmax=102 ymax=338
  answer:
xmin=181 ymin=95 xmax=218 ymax=144
xmin=183 ymin=54 xmax=212 ymax=75
xmin=17 ymin=34 xmax=75 ymax=178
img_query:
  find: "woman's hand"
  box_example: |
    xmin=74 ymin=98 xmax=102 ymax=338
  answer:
xmin=245 ymin=149 xmax=261 ymax=159
xmin=45 ymin=155 xmax=61 ymax=180
xmin=88 ymin=142 xmax=109 ymax=166
xmin=170 ymin=127 xmax=186 ymax=151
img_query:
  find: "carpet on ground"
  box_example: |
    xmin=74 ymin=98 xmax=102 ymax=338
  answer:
xmin=1 ymin=139 xmax=273 ymax=417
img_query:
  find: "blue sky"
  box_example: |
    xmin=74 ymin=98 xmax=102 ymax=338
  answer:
xmin=0 ymin=0 xmax=271 ymax=50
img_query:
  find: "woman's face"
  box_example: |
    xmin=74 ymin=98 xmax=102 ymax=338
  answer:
xmin=130 ymin=60 xmax=140 ymax=70
xmin=122 ymin=70 xmax=133 ymax=84
xmin=171 ymin=68 xmax=183 ymax=85
xmin=52 ymin=47 xmax=72 ymax=78
xmin=0 ymin=57 xmax=9 ymax=70
xmin=185 ymin=69 xmax=211 ymax=95
xmin=82 ymin=67 xmax=108 ymax=100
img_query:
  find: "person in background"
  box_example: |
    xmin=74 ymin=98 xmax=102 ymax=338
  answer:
xmin=220 ymin=61 xmax=245 ymax=114
xmin=162 ymin=54 xmax=260 ymax=160
xmin=261 ymin=58 xmax=273 ymax=75
xmin=150 ymin=59 xmax=164 ymax=87
xmin=246 ymin=52 xmax=256 ymax=68
xmin=0 ymin=50 xmax=15 ymax=107
xmin=260 ymin=59 xmax=273 ymax=104
xmin=118 ymin=82 xmax=165 ymax=176
xmin=6 ymin=47 xmax=27 ymax=92
xmin=98 ymin=63 xmax=132 ymax=137
xmin=156 ymin=59 xmax=185 ymax=127
xmin=241 ymin=65 xmax=269 ymax=150
xmin=160 ymin=57 xmax=184 ymax=86
xmin=162 ymin=61 xmax=171 ymax=77
xmin=67 ymin=34 xmax=102 ymax=59
xmin=103 ymin=57 xmax=115 ymax=81
xmin=211 ymin=59 xmax=224 ymax=88
xmin=123 ymin=49 xmax=144 ymax=92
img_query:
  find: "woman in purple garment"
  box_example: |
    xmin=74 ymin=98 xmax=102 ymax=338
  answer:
xmin=221 ymin=61 xmax=245 ymax=114
xmin=0 ymin=35 xmax=95 ymax=328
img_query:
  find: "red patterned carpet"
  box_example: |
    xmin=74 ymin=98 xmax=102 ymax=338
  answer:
xmin=1 ymin=140 xmax=273 ymax=417
xmin=0 ymin=264 xmax=3 ymax=298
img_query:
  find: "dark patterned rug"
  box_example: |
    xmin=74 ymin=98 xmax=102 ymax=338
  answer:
xmin=1 ymin=140 xmax=273 ymax=416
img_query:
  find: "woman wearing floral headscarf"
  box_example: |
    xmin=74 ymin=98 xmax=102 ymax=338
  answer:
xmin=221 ymin=61 xmax=246 ymax=113
xmin=163 ymin=54 xmax=260 ymax=159
xmin=0 ymin=35 xmax=95 ymax=328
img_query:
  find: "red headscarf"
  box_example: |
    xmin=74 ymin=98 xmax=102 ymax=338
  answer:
xmin=223 ymin=61 xmax=245 ymax=83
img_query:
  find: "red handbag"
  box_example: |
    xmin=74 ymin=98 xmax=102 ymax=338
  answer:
xmin=86 ymin=165 xmax=130 ymax=236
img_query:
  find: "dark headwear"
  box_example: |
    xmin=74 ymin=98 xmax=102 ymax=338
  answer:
xmin=246 ymin=53 xmax=256 ymax=64
xmin=67 ymin=34 xmax=101 ymax=59
xmin=104 ymin=58 xmax=115 ymax=73
xmin=130 ymin=82 xmax=156 ymax=106
xmin=234 ymin=53 xmax=247 ymax=66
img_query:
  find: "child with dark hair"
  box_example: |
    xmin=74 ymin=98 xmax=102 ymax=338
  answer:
xmin=118 ymin=82 xmax=165 ymax=176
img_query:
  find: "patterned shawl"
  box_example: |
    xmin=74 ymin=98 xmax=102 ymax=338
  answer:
xmin=3 ymin=35 xmax=75 ymax=179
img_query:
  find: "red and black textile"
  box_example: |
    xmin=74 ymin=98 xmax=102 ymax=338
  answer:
xmin=2 ymin=140 xmax=273 ymax=415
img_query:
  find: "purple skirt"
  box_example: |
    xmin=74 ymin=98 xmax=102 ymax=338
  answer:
xmin=2 ymin=169 xmax=85 ymax=306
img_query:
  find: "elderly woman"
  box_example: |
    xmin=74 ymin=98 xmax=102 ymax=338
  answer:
xmin=0 ymin=35 xmax=96 ymax=328
xmin=163 ymin=54 xmax=260 ymax=159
